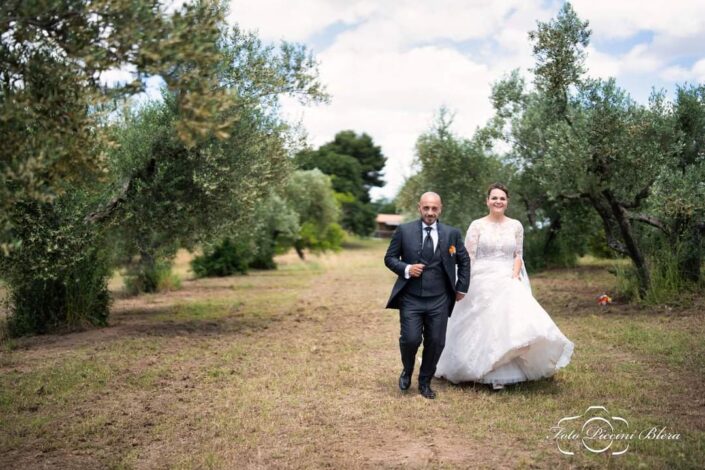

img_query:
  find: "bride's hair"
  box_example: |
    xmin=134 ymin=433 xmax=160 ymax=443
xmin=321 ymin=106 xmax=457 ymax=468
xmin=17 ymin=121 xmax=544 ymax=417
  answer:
xmin=487 ymin=183 xmax=509 ymax=199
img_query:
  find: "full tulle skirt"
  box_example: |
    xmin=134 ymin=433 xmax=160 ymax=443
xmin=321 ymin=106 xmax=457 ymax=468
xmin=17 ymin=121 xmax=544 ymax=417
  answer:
xmin=435 ymin=259 xmax=573 ymax=385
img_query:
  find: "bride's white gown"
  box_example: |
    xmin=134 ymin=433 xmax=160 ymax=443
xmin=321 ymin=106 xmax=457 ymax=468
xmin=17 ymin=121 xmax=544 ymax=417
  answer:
xmin=435 ymin=217 xmax=573 ymax=385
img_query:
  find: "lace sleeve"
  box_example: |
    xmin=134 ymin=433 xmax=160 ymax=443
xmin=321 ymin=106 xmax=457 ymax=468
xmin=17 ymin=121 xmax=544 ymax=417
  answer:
xmin=514 ymin=220 xmax=524 ymax=259
xmin=465 ymin=221 xmax=480 ymax=263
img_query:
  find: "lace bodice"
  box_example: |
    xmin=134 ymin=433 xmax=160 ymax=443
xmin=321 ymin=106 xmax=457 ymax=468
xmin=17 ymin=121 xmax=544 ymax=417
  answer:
xmin=465 ymin=217 xmax=523 ymax=263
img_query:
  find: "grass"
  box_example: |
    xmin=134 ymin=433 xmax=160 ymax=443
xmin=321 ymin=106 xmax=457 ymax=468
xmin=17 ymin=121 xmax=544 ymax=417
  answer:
xmin=0 ymin=242 xmax=704 ymax=468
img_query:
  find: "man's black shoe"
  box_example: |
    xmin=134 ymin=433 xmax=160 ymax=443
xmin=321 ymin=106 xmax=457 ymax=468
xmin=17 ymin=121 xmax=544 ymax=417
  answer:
xmin=399 ymin=371 xmax=412 ymax=391
xmin=419 ymin=383 xmax=436 ymax=399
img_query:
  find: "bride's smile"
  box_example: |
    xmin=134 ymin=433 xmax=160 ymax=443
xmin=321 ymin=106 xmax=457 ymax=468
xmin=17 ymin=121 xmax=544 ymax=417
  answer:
xmin=487 ymin=189 xmax=508 ymax=214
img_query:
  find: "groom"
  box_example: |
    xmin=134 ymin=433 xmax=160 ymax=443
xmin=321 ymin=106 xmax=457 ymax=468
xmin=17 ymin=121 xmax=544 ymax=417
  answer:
xmin=384 ymin=192 xmax=470 ymax=399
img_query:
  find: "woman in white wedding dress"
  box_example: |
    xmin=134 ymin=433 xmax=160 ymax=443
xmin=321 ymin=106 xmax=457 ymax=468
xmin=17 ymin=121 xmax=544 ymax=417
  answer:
xmin=435 ymin=183 xmax=573 ymax=390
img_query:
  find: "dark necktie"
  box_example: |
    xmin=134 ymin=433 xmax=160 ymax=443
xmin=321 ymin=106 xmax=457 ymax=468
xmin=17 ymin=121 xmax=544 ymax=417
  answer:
xmin=422 ymin=226 xmax=434 ymax=262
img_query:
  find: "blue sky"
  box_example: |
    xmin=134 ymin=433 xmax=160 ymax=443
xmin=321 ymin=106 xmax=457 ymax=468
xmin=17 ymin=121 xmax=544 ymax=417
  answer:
xmin=220 ymin=1 xmax=705 ymax=199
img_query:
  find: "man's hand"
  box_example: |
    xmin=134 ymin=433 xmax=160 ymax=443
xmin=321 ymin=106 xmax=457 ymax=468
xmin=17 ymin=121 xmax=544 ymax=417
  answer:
xmin=409 ymin=264 xmax=425 ymax=277
xmin=455 ymin=292 xmax=465 ymax=302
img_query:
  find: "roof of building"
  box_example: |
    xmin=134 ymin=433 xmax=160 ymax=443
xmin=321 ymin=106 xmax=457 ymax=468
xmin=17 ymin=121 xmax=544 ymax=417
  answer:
xmin=375 ymin=214 xmax=404 ymax=226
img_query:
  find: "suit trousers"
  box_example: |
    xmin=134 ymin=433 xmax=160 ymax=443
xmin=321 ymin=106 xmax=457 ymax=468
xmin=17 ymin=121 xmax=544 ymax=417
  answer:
xmin=398 ymin=292 xmax=450 ymax=385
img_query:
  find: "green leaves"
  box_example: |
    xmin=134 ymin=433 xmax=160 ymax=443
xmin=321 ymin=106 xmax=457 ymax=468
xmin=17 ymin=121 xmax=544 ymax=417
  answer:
xmin=294 ymin=130 xmax=386 ymax=235
xmin=529 ymin=2 xmax=591 ymax=109
xmin=0 ymin=0 xmax=230 ymax=246
xmin=1 ymin=1 xmax=327 ymax=334
xmin=398 ymin=109 xmax=504 ymax=229
xmin=504 ymin=2 xmax=705 ymax=293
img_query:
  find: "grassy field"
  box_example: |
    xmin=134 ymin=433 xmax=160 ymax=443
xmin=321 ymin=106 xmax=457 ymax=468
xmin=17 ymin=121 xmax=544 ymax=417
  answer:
xmin=1 ymin=239 xmax=704 ymax=468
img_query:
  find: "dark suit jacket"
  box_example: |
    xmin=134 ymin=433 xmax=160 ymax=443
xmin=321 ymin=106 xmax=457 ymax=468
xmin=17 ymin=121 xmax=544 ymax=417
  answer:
xmin=384 ymin=219 xmax=470 ymax=316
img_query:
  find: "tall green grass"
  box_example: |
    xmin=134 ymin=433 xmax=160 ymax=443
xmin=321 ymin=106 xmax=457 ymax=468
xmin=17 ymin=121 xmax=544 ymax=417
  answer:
xmin=613 ymin=243 xmax=702 ymax=305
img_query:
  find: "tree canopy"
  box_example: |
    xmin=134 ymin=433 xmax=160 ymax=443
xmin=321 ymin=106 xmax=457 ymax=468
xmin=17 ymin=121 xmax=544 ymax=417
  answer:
xmin=0 ymin=0 xmax=327 ymax=334
xmin=294 ymin=130 xmax=386 ymax=235
xmin=490 ymin=2 xmax=704 ymax=298
xmin=0 ymin=0 xmax=237 ymax=253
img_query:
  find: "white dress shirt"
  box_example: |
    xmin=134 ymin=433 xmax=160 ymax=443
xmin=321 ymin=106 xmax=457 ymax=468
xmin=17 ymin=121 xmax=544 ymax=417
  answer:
xmin=404 ymin=221 xmax=438 ymax=279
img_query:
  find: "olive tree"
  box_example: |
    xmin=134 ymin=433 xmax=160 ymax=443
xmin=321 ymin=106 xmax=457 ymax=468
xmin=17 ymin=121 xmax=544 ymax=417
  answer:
xmin=0 ymin=1 xmax=326 ymax=334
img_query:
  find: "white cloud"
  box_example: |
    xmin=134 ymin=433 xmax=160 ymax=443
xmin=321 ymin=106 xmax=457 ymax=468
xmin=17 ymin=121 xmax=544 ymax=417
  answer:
xmin=660 ymin=65 xmax=691 ymax=83
xmin=285 ymin=40 xmax=496 ymax=197
xmin=227 ymin=0 xmax=533 ymax=198
xmin=587 ymin=42 xmax=665 ymax=80
xmin=585 ymin=45 xmax=621 ymax=79
xmin=621 ymin=44 xmax=662 ymax=73
xmin=694 ymin=59 xmax=705 ymax=82
xmin=571 ymin=0 xmax=705 ymax=39
xmin=227 ymin=0 xmax=705 ymax=199
xmin=227 ymin=0 xmax=376 ymax=41
xmin=228 ymin=0 xmax=534 ymax=44
xmin=372 ymin=0 xmax=522 ymax=44
xmin=572 ymin=0 xmax=705 ymax=86
xmin=464 ymin=0 xmax=554 ymax=72
xmin=660 ymin=58 xmax=705 ymax=83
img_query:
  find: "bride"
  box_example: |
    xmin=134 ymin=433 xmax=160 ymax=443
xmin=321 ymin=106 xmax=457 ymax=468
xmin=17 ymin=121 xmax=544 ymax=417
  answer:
xmin=435 ymin=183 xmax=574 ymax=390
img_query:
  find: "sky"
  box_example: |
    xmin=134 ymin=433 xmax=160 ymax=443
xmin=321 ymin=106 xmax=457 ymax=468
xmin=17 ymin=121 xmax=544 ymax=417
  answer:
xmin=129 ymin=1 xmax=705 ymax=201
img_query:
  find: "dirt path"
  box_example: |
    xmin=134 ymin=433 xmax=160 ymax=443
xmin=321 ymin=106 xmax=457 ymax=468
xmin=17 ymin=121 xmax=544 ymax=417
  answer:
xmin=1 ymin=241 xmax=703 ymax=468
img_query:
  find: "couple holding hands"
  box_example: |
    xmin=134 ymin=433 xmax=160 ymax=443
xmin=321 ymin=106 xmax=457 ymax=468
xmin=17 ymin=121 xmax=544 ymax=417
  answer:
xmin=384 ymin=184 xmax=573 ymax=399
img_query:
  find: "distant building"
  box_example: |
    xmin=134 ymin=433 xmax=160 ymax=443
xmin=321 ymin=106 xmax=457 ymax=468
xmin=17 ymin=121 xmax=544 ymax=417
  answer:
xmin=374 ymin=214 xmax=404 ymax=238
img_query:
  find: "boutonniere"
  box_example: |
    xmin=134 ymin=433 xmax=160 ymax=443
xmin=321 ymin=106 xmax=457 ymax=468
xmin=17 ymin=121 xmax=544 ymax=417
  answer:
xmin=449 ymin=245 xmax=456 ymax=256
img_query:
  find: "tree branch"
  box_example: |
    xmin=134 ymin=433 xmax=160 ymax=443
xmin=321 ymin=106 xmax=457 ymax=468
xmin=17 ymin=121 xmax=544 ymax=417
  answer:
xmin=626 ymin=211 xmax=668 ymax=234
xmin=586 ymin=192 xmax=629 ymax=256
xmin=519 ymin=195 xmax=535 ymax=226
xmin=84 ymin=158 xmax=156 ymax=224
xmin=602 ymin=188 xmax=651 ymax=292
xmin=84 ymin=178 xmax=131 ymax=224
xmin=556 ymin=192 xmax=588 ymax=201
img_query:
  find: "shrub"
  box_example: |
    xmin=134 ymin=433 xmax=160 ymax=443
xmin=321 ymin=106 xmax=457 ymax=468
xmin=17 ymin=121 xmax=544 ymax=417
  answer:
xmin=191 ymin=238 xmax=252 ymax=277
xmin=613 ymin=240 xmax=700 ymax=305
xmin=522 ymin=226 xmax=578 ymax=272
xmin=7 ymin=250 xmax=110 ymax=336
xmin=1 ymin=198 xmax=112 ymax=336
xmin=124 ymin=259 xmax=181 ymax=295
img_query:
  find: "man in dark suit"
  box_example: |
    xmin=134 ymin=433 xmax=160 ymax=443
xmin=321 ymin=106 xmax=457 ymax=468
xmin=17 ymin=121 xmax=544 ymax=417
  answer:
xmin=384 ymin=192 xmax=470 ymax=399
